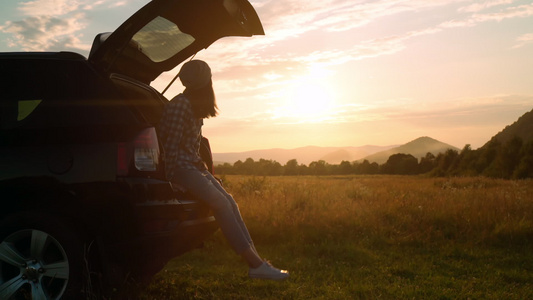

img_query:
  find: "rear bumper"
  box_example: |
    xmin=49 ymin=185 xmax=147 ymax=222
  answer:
xmin=133 ymin=199 xmax=219 ymax=255
xmin=104 ymin=178 xmax=219 ymax=276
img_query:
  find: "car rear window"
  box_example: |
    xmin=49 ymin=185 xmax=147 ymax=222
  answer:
xmin=131 ymin=16 xmax=195 ymax=63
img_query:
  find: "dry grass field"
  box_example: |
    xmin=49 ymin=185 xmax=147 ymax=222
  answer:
xmin=138 ymin=175 xmax=533 ymax=299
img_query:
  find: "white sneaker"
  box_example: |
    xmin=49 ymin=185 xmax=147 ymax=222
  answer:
xmin=249 ymin=261 xmax=289 ymax=280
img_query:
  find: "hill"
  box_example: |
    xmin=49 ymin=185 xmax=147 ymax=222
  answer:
xmin=360 ymin=137 xmax=460 ymax=164
xmin=213 ymin=145 xmax=398 ymax=165
xmin=484 ymin=108 xmax=533 ymax=146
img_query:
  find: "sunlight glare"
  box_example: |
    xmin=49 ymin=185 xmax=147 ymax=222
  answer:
xmin=278 ymin=66 xmax=336 ymax=122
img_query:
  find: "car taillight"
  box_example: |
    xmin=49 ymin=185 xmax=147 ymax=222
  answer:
xmin=134 ymin=128 xmax=160 ymax=171
xmin=117 ymin=127 xmax=160 ymax=176
xmin=117 ymin=142 xmax=130 ymax=176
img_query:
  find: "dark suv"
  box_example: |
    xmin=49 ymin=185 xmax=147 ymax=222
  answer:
xmin=0 ymin=0 xmax=263 ymax=298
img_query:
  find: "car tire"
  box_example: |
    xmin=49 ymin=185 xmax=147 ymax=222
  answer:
xmin=0 ymin=212 xmax=86 ymax=299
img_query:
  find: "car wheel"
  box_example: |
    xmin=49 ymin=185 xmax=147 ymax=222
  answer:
xmin=0 ymin=213 xmax=84 ymax=299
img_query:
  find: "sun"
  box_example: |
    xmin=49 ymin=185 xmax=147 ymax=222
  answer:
xmin=278 ymin=67 xmax=336 ymax=122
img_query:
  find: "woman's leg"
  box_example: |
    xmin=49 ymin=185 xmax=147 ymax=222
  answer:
xmin=202 ymin=171 xmax=254 ymax=247
xmin=172 ymin=168 xmax=259 ymax=265
xmin=201 ymin=172 xmax=264 ymax=267
xmin=172 ymin=168 xmax=289 ymax=278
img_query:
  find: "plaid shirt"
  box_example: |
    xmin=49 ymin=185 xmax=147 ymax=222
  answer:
xmin=158 ymin=94 xmax=206 ymax=180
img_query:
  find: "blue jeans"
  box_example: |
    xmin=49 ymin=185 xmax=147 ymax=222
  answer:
xmin=172 ymin=168 xmax=253 ymax=254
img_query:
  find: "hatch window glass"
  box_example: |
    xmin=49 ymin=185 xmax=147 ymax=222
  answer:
xmin=0 ymin=99 xmax=42 ymax=129
xmin=132 ymin=16 xmax=195 ymax=63
xmin=17 ymin=99 xmax=42 ymax=121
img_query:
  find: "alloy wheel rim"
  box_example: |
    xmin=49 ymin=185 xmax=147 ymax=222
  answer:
xmin=0 ymin=229 xmax=70 ymax=299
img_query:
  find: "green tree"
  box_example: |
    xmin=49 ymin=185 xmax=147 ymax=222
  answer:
xmin=499 ymin=136 xmax=523 ymax=178
xmin=483 ymin=137 xmax=522 ymax=179
xmin=431 ymin=149 xmax=459 ymax=176
xmin=216 ymin=162 xmax=235 ymax=175
xmin=454 ymin=144 xmax=479 ymax=176
xmin=513 ymin=140 xmax=533 ymax=179
xmin=476 ymin=140 xmax=500 ymax=175
xmin=257 ymin=159 xmax=283 ymax=176
xmin=233 ymin=160 xmax=244 ymax=174
xmin=418 ymin=152 xmax=436 ymax=174
xmin=242 ymin=158 xmax=256 ymax=175
xmin=284 ymin=159 xmax=300 ymax=175
xmin=308 ymin=160 xmax=327 ymax=175
xmin=339 ymin=160 xmax=353 ymax=174
xmin=381 ymin=153 xmax=418 ymax=175
xmin=354 ymin=160 xmax=379 ymax=174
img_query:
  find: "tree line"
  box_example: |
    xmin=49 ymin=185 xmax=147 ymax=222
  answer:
xmin=215 ymin=136 xmax=533 ymax=179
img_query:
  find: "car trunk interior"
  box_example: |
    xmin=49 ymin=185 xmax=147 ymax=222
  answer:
xmin=109 ymin=73 xmax=167 ymax=127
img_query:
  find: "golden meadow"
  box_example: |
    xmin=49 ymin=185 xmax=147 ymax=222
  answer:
xmin=139 ymin=175 xmax=533 ymax=299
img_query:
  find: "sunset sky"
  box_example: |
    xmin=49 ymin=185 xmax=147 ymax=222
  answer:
xmin=1 ymin=0 xmax=532 ymax=153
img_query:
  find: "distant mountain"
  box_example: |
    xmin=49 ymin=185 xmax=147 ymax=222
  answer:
xmin=360 ymin=136 xmax=460 ymax=164
xmin=484 ymin=108 xmax=533 ymax=146
xmin=213 ymin=145 xmax=398 ymax=165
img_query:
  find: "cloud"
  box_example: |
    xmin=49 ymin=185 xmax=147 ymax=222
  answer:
xmin=512 ymin=32 xmax=533 ymax=49
xmin=18 ymin=0 xmax=86 ymax=16
xmin=106 ymin=1 xmax=128 ymax=8
xmin=470 ymin=3 xmax=533 ymax=22
xmin=458 ymin=0 xmax=515 ymax=13
xmin=204 ymin=26 xmax=428 ymax=82
xmin=18 ymin=0 xmax=119 ymax=15
xmin=0 ymin=14 xmax=88 ymax=51
xmin=314 ymin=0 xmax=471 ymax=32
xmin=305 ymin=93 xmax=531 ymax=127
xmin=255 ymin=0 xmax=471 ymax=36
xmin=0 ymin=0 xmax=121 ymax=51
xmin=441 ymin=3 xmax=533 ymax=28
xmin=350 ymin=94 xmax=533 ymax=124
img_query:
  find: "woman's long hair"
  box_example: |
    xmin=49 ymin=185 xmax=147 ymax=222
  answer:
xmin=184 ymin=80 xmax=218 ymax=119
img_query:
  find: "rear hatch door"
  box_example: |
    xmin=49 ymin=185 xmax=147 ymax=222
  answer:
xmin=88 ymin=0 xmax=264 ymax=83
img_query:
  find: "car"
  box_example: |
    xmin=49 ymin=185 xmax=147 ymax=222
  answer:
xmin=0 ymin=0 xmax=264 ymax=298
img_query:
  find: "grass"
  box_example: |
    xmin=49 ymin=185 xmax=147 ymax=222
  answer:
xmin=136 ymin=175 xmax=533 ymax=299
